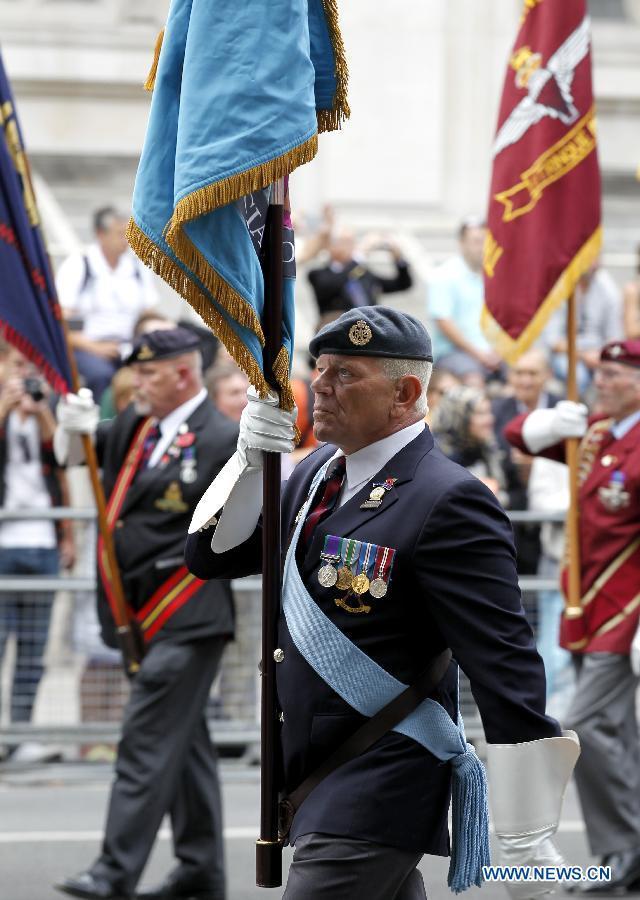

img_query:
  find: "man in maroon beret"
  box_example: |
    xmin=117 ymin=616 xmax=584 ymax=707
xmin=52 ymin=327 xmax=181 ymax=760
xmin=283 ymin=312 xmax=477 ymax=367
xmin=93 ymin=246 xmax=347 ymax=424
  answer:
xmin=505 ymin=340 xmax=640 ymax=894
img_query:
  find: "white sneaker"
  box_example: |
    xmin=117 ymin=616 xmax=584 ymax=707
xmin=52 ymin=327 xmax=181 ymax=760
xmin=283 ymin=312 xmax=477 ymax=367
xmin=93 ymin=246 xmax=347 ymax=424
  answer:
xmin=9 ymin=741 xmax=62 ymax=764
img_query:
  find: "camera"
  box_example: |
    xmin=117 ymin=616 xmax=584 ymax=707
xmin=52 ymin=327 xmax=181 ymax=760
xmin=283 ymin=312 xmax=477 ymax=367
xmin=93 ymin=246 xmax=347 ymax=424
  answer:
xmin=23 ymin=377 xmax=45 ymax=402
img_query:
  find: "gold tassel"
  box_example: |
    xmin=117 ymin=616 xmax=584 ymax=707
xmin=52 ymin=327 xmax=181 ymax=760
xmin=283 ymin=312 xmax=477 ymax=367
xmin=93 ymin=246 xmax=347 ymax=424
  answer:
xmin=144 ymin=28 xmax=165 ymax=92
xmin=318 ymin=0 xmax=351 ymax=133
xmin=272 ymin=346 xmax=297 ymax=415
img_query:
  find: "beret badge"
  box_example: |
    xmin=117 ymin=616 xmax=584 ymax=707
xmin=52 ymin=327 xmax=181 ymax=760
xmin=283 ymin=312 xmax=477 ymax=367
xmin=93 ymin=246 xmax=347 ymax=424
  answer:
xmin=348 ymin=320 xmax=373 ymax=347
xmin=137 ymin=343 xmax=155 ymax=361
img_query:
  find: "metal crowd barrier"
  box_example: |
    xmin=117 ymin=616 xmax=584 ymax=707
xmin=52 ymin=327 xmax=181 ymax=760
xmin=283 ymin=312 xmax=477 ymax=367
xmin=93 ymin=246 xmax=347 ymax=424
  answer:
xmin=0 ymin=507 xmax=564 ymax=756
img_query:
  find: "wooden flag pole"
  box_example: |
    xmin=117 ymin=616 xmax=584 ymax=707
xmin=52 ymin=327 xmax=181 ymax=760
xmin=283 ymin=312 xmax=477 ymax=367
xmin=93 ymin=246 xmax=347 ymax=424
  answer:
xmin=256 ymin=177 xmax=285 ymax=888
xmin=564 ymin=291 xmax=583 ymax=623
xmin=59 ymin=316 xmax=143 ymax=675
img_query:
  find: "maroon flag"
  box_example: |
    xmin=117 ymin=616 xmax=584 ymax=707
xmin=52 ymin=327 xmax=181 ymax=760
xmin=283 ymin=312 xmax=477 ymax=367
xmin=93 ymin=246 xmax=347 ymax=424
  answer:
xmin=482 ymin=0 xmax=601 ymax=362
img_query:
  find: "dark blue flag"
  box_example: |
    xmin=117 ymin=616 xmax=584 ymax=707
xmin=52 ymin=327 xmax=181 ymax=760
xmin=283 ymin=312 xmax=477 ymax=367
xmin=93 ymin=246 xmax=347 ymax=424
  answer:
xmin=0 ymin=53 xmax=72 ymax=393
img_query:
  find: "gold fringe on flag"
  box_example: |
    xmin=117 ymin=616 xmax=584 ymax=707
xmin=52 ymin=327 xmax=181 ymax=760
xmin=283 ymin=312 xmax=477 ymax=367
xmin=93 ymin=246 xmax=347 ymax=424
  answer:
xmin=127 ymin=218 xmax=285 ymax=405
xmin=317 ymin=0 xmax=350 ymax=133
xmin=162 ymin=133 xmax=318 ymax=344
xmin=481 ymin=225 xmax=603 ymax=364
xmin=144 ymin=28 xmax=165 ymax=92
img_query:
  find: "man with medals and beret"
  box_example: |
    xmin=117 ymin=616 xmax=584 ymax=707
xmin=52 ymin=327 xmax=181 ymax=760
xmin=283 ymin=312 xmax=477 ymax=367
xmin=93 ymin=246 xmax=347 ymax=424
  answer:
xmin=186 ymin=306 xmax=579 ymax=900
xmin=53 ymin=327 xmax=238 ymax=900
xmin=504 ymin=339 xmax=640 ymax=894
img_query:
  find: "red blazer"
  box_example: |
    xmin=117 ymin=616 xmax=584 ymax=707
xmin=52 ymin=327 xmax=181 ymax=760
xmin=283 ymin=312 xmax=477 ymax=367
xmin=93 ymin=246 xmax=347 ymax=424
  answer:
xmin=505 ymin=413 xmax=640 ymax=654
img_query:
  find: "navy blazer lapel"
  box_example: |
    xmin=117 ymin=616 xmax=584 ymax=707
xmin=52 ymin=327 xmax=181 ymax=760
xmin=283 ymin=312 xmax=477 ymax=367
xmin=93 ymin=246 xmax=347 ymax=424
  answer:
xmin=303 ymin=428 xmax=435 ymax=571
xmin=120 ymin=396 xmax=209 ymax=516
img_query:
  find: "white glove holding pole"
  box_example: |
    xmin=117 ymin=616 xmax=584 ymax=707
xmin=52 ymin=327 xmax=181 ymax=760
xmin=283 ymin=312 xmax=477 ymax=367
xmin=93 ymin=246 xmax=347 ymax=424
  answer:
xmin=521 ymin=401 xmax=588 ymax=454
xmin=189 ymin=387 xmax=297 ymax=551
xmin=487 ymin=730 xmax=580 ymax=900
xmin=53 ymin=388 xmax=100 ymax=466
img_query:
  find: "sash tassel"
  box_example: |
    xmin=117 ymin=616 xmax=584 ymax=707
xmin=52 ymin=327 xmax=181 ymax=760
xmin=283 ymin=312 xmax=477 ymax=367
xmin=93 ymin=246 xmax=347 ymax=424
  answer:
xmin=448 ymin=743 xmax=491 ymax=892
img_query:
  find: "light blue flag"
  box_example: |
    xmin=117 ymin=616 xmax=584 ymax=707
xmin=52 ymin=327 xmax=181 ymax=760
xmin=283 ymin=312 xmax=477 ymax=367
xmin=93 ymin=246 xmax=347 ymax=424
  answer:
xmin=127 ymin=0 xmax=349 ymax=409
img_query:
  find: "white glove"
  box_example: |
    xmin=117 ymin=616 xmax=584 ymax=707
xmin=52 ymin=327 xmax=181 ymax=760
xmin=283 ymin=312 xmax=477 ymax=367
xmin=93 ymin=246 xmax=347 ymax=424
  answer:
xmin=631 ymin=621 xmax=640 ymax=677
xmin=521 ymin=401 xmax=588 ymax=454
xmin=487 ymin=730 xmax=580 ymax=900
xmin=189 ymin=387 xmax=297 ymax=550
xmin=53 ymin=389 xmax=100 ymax=465
xmin=237 ymin=386 xmax=297 ymax=465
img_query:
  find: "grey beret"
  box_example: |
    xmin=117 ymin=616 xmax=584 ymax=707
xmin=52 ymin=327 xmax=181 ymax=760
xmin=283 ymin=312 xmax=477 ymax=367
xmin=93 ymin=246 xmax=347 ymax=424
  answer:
xmin=125 ymin=327 xmax=202 ymax=365
xmin=309 ymin=306 xmax=432 ymax=362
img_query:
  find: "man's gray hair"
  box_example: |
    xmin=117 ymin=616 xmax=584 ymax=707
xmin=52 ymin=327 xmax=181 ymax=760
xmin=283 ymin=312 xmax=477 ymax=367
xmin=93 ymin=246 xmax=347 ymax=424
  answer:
xmin=380 ymin=358 xmax=432 ymax=417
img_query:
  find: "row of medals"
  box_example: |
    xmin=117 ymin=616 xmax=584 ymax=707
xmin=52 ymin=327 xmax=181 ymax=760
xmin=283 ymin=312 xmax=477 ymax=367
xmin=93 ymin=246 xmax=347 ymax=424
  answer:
xmin=316 ymin=484 xmax=390 ymax=600
xmin=317 ymin=556 xmax=388 ymax=599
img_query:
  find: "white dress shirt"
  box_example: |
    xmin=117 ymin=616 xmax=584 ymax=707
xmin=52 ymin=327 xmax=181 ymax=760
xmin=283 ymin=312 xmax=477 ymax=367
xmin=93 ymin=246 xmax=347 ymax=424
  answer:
xmin=329 ymin=419 xmax=426 ymax=507
xmin=56 ymin=243 xmax=158 ymax=343
xmin=147 ymin=389 xmax=208 ymax=469
xmin=611 ymin=408 xmax=640 ymax=441
xmin=0 ymin=412 xmax=56 ymax=548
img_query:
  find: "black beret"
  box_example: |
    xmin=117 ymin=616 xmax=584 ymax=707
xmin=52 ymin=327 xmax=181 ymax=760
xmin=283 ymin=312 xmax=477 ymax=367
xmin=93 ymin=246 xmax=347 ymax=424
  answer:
xmin=125 ymin=327 xmax=202 ymax=365
xmin=309 ymin=306 xmax=432 ymax=362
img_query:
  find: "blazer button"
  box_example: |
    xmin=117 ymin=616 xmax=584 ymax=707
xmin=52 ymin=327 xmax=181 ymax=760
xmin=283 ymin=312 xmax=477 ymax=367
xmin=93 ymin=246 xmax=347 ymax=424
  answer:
xmin=273 ymin=648 xmax=285 ymax=663
xmin=279 ymin=711 xmax=285 ymax=723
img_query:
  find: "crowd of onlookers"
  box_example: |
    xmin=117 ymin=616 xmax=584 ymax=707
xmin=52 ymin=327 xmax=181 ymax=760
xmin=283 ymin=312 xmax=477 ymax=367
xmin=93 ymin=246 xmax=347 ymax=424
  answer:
xmin=0 ymin=202 xmax=638 ymax=760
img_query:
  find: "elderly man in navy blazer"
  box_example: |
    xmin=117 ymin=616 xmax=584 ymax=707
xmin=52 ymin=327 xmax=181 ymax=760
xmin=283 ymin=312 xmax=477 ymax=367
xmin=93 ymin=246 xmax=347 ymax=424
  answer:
xmin=186 ymin=307 xmax=579 ymax=900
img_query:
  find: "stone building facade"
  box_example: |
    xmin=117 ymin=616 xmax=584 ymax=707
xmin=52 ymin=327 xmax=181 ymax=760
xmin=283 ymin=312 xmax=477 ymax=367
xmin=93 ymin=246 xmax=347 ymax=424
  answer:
xmin=2 ymin=0 xmax=638 ymax=301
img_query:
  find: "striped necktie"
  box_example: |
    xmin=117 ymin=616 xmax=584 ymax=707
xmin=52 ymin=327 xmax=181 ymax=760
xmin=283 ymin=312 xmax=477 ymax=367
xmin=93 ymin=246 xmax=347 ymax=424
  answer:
xmin=303 ymin=455 xmax=347 ymax=547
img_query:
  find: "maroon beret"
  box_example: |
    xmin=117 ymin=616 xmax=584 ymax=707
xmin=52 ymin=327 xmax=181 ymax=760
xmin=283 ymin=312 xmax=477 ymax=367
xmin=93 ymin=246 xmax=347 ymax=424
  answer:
xmin=600 ymin=340 xmax=640 ymax=368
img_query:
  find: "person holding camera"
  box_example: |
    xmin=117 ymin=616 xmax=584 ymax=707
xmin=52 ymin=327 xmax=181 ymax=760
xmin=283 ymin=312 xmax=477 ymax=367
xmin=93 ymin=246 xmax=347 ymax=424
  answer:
xmin=0 ymin=343 xmax=74 ymax=761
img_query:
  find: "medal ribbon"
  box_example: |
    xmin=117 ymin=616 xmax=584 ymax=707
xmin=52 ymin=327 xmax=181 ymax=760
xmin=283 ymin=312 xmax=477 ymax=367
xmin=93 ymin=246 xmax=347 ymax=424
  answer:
xmin=322 ymin=534 xmax=342 ymax=560
xmin=357 ymin=542 xmax=375 ymax=578
xmin=343 ymin=538 xmax=360 ymax=570
xmin=373 ymin=545 xmax=395 ymax=583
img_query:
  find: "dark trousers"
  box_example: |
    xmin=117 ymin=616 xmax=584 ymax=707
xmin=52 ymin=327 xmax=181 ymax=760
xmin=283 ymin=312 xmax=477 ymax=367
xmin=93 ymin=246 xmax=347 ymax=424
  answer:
xmin=0 ymin=546 xmax=58 ymax=722
xmin=92 ymin=636 xmax=227 ymax=896
xmin=565 ymin=652 xmax=640 ymax=856
xmin=283 ymin=833 xmax=427 ymax=900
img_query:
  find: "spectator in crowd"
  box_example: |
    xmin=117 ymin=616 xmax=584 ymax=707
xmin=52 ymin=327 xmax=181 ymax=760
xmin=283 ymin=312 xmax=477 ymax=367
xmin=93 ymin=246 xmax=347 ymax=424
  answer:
xmin=424 ymin=367 xmax=460 ymax=425
xmin=623 ymin=244 xmax=640 ymax=340
xmin=428 ymin=217 xmax=502 ymax=384
xmin=492 ymin=348 xmax=562 ymax=575
xmin=540 ymin=260 xmax=624 ymax=395
xmin=308 ymin=228 xmax=412 ymax=321
xmin=0 ymin=345 xmax=74 ymax=763
xmin=430 ymin=385 xmax=509 ymax=506
xmin=56 ymin=207 xmax=158 ymax=402
xmin=295 ymin=204 xmax=335 ymax=265
xmin=206 ymin=361 xmax=249 ymax=423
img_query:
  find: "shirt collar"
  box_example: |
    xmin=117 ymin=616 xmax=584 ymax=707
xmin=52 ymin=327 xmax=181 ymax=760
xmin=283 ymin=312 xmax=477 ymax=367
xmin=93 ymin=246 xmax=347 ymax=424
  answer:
xmin=157 ymin=388 xmax=207 ymax=438
xmin=331 ymin=420 xmax=425 ymax=493
xmin=611 ymin=408 xmax=640 ymax=440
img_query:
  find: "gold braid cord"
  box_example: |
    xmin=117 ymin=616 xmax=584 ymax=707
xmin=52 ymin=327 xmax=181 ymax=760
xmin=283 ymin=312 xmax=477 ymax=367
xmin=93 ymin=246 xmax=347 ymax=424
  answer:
xmin=144 ymin=28 xmax=165 ymax=92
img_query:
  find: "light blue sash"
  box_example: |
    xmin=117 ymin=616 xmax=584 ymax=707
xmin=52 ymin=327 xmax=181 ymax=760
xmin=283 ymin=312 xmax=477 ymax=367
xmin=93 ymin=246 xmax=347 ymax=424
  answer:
xmin=282 ymin=461 xmax=490 ymax=892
